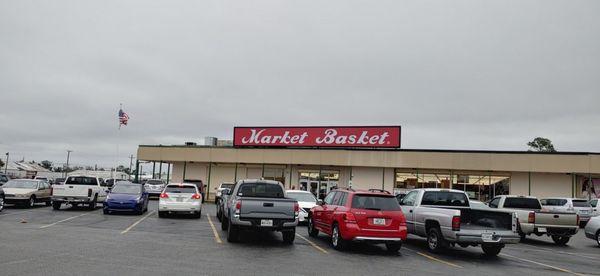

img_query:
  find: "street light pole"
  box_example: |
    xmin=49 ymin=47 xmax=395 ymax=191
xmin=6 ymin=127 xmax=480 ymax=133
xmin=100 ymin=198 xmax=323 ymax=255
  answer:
xmin=4 ymin=152 xmax=8 ymax=174
xmin=65 ymin=150 xmax=72 ymax=178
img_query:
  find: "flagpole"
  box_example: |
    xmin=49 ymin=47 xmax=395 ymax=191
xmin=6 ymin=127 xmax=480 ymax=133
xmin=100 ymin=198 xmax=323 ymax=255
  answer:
xmin=115 ymin=103 xmax=122 ymax=179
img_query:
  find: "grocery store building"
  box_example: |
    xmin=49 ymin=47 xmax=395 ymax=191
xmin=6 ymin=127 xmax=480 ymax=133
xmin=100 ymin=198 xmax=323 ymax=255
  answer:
xmin=136 ymin=126 xmax=600 ymax=202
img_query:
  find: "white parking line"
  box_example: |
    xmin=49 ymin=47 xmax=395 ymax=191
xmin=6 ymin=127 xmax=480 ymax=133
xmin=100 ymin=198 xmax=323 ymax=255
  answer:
xmin=0 ymin=210 xmax=35 ymax=217
xmin=121 ymin=211 xmax=156 ymax=234
xmin=207 ymin=216 xmax=222 ymax=244
xmin=500 ymin=253 xmax=585 ymax=276
xmin=295 ymin=234 xmax=329 ymax=254
xmin=40 ymin=213 xmax=90 ymax=229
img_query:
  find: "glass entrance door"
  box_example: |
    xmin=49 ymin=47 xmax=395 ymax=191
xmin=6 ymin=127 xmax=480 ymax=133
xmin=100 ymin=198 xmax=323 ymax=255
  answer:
xmin=299 ymin=170 xmax=339 ymax=199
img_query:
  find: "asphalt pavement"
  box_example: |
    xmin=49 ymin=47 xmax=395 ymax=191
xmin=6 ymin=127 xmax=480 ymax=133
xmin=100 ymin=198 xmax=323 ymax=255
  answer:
xmin=0 ymin=201 xmax=598 ymax=276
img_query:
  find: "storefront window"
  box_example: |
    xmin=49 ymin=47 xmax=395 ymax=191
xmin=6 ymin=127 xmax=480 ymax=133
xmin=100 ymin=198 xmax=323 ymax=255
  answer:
xmin=299 ymin=171 xmax=339 ymax=199
xmin=395 ymin=171 xmax=450 ymax=190
xmin=453 ymin=173 xmax=510 ymax=202
xmin=263 ymin=166 xmax=286 ymax=184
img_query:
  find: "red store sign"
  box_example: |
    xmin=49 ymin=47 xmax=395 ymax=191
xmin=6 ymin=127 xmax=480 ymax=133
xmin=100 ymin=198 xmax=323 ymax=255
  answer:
xmin=233 ymin=126 xmax=401 ymax=148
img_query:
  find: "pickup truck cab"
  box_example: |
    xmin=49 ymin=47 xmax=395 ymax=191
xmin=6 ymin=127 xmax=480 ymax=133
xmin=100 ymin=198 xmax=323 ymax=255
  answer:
xmin=489 ymin=195 xmax=579 ymax=245
xmin=400 ymin=188 xmax=519 ymax=256
xmin=51 ymin=176 xmax=108 ymax=210
xmin=221 ymin=179 xmax=299 ymax=244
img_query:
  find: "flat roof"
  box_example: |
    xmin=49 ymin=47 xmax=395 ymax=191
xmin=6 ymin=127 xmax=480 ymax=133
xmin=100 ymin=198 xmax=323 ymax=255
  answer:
xmin=139 ymin=144 xmax=600 ymax=156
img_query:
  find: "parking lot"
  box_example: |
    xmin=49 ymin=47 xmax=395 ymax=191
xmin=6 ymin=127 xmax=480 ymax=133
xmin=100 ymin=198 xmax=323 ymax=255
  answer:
xmin=0 ymin=201 xmax=598 ymax=276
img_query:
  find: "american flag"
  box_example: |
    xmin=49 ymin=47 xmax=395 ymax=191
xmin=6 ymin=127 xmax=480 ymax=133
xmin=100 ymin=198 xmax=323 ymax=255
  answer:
xmin=118 ymin=108 xmax=130 ymax=127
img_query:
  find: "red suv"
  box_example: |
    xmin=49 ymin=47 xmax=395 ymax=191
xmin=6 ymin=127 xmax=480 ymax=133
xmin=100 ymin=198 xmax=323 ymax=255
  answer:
xmin=308 ymin=188 xmax=407 ymax=253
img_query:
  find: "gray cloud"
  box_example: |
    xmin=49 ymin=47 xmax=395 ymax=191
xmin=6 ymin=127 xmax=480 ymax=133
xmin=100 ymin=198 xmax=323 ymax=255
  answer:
xmin=1 ymin=0 xmax=599 ymax=167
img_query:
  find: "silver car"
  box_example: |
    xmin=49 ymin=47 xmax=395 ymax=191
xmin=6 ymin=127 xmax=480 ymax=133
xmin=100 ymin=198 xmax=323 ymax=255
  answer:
xmin=540 ymin=197 xmax=594 ymax=226
xmin=584 ymin=216 xmax=600 ymax=246
xmin=144 ymin=179 xmax=166 ymax=197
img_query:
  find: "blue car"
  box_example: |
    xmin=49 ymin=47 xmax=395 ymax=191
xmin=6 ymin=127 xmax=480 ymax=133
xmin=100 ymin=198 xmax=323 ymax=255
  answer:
xmin=103 ymin=182 xmax=149 ymax=215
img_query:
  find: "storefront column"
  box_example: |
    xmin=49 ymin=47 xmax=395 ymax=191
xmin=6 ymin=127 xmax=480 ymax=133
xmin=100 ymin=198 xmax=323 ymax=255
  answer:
xmin=571 ymin=173 xmax=575 ymax=198
xmin=382 ymin=168 xmax=385 ymax=190
xmin=182 ymin=162 xmax=187 ymax=180
xmin=207 ymin=162 xmax=212 ymax=201
xmin=288 ymin=164 xmax=293 ymax=189
xmin=152 ymin=162 xmax=156 ymax=179
xmin=234 ymin=163 xmax=238 ymax=182
xmin=528 ymin=172 xmax=531 ymax=196
xmin=261 ymin=164 xmax=265 ymax=178
xmin=166 ymin=163 xmax=170 ymax=184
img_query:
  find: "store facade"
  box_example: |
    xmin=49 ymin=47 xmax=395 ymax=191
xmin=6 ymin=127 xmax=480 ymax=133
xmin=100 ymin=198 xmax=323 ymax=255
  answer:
xmin=137 ymin=146 xmax=600 ymax=202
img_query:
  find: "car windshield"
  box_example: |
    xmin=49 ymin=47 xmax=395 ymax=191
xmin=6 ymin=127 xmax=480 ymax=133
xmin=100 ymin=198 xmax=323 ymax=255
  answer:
xmin=147 ymin=180 xmax=164 ymax=185
xmin=165 ymin=185 xmax=197 ymax=194
xmin=572 ymin=200 xmax=591 ymax=207
xmin=421 ymin=191 xmax=469 ymax=207
xmin=237 ymin=182 xmax=284 ymax=198
xmin=65 ymin=177 xmax=97 ymax=185
xmin=287 ymin=192 xmax=317 ymax=203
xmin=540 ymin=199 xmax=567 ymax=206
xmin=3 ymin=180 xmax=38 ymax=189
xmin=111 ymin=184 xmax=141 ymax=195
xmin=591 ymin=200 xmax=598 ymax=207
xmin=351 ymin=195 xmax=401 ymax=211
xmin=504 ymin=198 xmax=542 ymax=210
xmin=221 ymin=184 xmax=234 ymax=189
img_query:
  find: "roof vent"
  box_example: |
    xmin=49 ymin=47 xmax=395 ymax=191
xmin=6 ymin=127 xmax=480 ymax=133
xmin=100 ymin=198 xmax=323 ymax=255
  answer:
xmin=184 ymin=142 xmax=197 ymax=146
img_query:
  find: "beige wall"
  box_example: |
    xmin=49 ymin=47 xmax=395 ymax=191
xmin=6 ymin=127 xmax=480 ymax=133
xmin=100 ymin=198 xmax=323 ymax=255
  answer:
xmin=510 ymin=172 xmax=530 ymax=196
xmin=351 ymin=167 xmax=384 ymax=190
xmin=530 ymin=173 xmax=572 ymax=198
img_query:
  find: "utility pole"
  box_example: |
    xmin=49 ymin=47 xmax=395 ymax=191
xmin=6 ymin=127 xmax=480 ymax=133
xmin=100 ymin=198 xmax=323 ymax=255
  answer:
xmin=128 ymin=155 xmax=134 ymax=180
xmin=4 ymin=152 xmax=8 ymax=174
xmin=65 ymin=150 xmax=72 ymax=178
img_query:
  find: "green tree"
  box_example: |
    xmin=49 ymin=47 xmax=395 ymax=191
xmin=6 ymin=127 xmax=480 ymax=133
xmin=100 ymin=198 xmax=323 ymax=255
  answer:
xmin=527 ymin=137 xmax=556 ymax=152
xmin=40 ymin=160 xmax=53 ymax=170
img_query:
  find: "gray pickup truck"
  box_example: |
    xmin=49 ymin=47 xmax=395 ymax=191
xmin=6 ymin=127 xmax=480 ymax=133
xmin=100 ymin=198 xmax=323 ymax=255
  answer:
xmin=400 ymin=188 xmax=520 ymax=256
xmin=221 ymin=179 xmax=299 ymax=244
xmin=490 ymin=195 xmax=579 ymax=245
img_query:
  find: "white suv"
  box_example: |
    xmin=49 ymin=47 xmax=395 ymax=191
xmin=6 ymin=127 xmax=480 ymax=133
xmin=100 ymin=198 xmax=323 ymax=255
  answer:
xmin=540 ymin=197 xmax=593 ymax=226
xmin=158 ymin=183 xmax=202 ymax=218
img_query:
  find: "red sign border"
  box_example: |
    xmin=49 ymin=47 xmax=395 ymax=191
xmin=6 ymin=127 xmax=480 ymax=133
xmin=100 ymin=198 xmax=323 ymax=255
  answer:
xmin=233 ymin=126 xmax=401 ymax=149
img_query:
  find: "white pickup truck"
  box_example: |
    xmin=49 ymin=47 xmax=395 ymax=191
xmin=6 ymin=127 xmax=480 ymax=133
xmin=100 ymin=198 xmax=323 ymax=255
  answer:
xmin=400 ymin=189 xmax=520 ymax=256
xmin=51 ymin=176 xmax=108 ymax=210
xmin=489 ymin=195 xmax=579 ymax=245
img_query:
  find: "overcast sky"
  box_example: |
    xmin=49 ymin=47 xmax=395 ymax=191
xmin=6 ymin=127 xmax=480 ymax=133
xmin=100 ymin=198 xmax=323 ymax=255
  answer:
xmin=1 ymin=0 xmax=599 ymax=168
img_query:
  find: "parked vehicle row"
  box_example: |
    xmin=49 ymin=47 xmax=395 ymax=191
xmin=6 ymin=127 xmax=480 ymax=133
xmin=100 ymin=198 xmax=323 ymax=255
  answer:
xmin=3 ymin=179 xmax=52 ymax=207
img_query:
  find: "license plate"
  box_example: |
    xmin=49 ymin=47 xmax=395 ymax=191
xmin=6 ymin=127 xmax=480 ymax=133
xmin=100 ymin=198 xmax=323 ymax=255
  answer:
xmin=260 ymin=219 xmax=273 ymax=227
xmin=481 ymin=233 xmax=494 ymax=242
xmin=538 ymin=227 xmax=547 ymax=233
xmin=373 ymin=218 xmax=386 ymax=225
xmin=176 ymin=197 xmax=183 ymax=202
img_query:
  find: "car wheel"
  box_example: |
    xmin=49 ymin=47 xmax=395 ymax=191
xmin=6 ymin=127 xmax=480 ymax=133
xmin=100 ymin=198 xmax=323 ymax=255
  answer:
xmin=221 ymin=214 xmax=229 ymax=231
xmin=282 ymin=229 xmax=295 ymax=244
xmin=227 ymin=219 xmax=239 ymax=243
xmin=331 ymin=224 xmax=347 ymax=250
xmin=0 ymin=196 xmax=4 ymax=212
xmin=427 ymin=227 xmax=448 ymax=253
xmin=519 ymin=232 xmax=527 ymax=242
xmin=194 ymin=211 xmax=202 ymax=219
xmin=88 ymin=195 xmax=97 ymax=210
xmin=103 ymin=209 xmax=109 ymax=215
xmin=52 ymin=201 xmax=61 ymax=210
xmin=28 ymin=196 xmax=36 ymax=208
xmin=216 ymin=208 xmax=222 ymax=222
xmin=482 ymin=244 xmax=503 ymax=257
xmin=551 ymin=235 xmax=570 ymax=246
xmin=386 ymin=242 xmax=402 ymax=254
xmin=596 ymin=230 xmax=600 ymax=247
xmin=308 ymin=216 xmax=319 ymax=237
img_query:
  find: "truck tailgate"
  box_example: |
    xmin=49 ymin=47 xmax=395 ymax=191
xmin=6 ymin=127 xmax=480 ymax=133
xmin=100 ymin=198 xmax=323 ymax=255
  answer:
xmin=52 ymin=185 xmax=92 ymax=197
xmin=240 ymin=198 xmax=296 ymax=219
xmin=535 ymin=211 xmax=578 ymax=227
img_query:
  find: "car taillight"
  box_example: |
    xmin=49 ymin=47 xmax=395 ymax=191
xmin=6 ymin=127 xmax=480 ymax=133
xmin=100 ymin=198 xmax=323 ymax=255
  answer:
xmin=343 ymin=212 xmax=357 ymax=223
xmin=452 ymin=216 xmax=461 ymax=231
xmin=294 ymin=202 xmax=299 ymax=216
xmin=191 ymin=194 xmax=201 ymax=200
xmin=528 ymin=212 xmax=535 ymax=224
xmin=160 ymin=193 xmax=168 ymax=198
xmin=87 ymin=188 xmax=92 ymax=197
xmin=235 ymin=200 xmax=241 ymax=215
